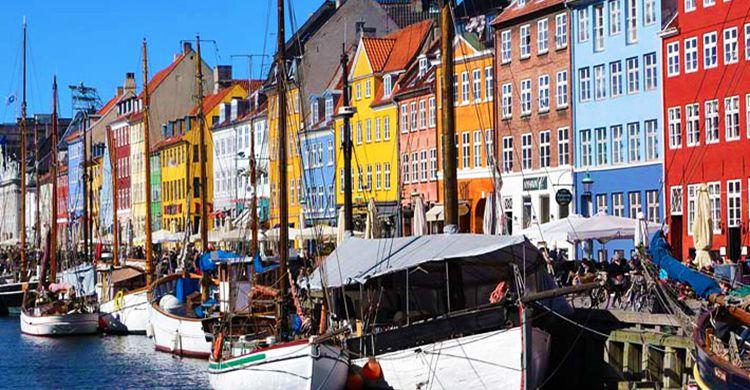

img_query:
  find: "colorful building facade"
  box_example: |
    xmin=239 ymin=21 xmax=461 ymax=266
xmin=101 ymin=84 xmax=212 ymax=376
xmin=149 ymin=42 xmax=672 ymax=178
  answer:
xmin=661 ymin=0 xmax=750 ymax=261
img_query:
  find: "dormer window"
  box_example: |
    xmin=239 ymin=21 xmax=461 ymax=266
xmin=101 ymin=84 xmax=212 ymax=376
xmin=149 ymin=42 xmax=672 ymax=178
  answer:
xmin=418 ymin=57 xmax=428 ymax=77
xmin=219 ymin=103 xmax=227 ymax=124
xmin=518 ymin=0 xmax=526 ymax=6
xmin=383 ymin=75 xmax=393 ymax=97
xmin=325 ymin=96 xmax=333 ymax=120
xmin=310 ymin=99 xmax=319 ymax=125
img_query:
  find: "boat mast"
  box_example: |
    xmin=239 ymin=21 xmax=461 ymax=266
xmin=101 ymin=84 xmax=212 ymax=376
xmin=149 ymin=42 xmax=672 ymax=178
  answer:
xmin=340 ymin=44 xmax=353 ymax=231
xmin=106 ymin=125 xmax=119 ymax=267
xmin=34 ymin=119 xmax=40 ymax=250
xmin=276 ymin=0 xmax=289 ymax=339
xmin=142 ymin=39 xmax=154 ymax=284
xmin=83 ymin=109 xmax=90 ymax=261
xmin=249 ymin=104 xmax=258 ymax=256
xmin=19 ymin=18 xmax=28 ymax=282
xmin=50 ymin=76 xmax=59 ymax=283
xmin=195 ymin=36 xmax=209 ymax=251
xmin=440 ymin=0 xmax=458 ymax=230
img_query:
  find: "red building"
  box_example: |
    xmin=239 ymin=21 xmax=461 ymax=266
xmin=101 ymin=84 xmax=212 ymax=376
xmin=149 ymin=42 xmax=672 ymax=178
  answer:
xmin=662 ymin=0 xmax=750 ymax=261
xmin=110 ymin=95 xmax=138 ymax=228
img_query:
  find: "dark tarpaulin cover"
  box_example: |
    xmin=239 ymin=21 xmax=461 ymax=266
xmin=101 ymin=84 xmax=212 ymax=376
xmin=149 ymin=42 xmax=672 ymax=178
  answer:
xmin=649 ymin=233 xmax=721 ymax=299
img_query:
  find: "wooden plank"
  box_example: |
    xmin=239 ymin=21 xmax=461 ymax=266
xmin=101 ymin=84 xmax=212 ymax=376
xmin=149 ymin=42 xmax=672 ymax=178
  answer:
xmin=574 ymin=308 xmax=684 ymax=328
xmin=608 ymin=329 xmax=693 ymax=350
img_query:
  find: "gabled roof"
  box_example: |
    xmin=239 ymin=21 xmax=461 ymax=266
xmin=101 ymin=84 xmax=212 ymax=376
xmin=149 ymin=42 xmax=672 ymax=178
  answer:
xmin=362 ymin=38 xmax=396 ymax=72
xmin=188 ymin=80 xmax=250 ymax=116
xmin=96 ymin=94 xmax=120 ymax=117
xmin=382 ymin=20 xmax=433 ymax=73
xmin=492 ymin=0 xmax=565 ymax=26
xmin=139 ymin=52 xmax=187 ymax=99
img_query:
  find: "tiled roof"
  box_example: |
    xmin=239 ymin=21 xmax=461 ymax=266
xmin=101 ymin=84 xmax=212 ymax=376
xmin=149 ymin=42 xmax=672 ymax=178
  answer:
xmin=96 ymin=93 xmax=120 ymax=116
xmin=492 ymin=0 xmax=565 ymax=26
xmin=382 ymin=20 xmax=432 ymax=73
xmin=188 ymin=80 xmax=249 ymax=116
xmin=362 ymin=38 xmax=395 ymax=73
xmin=153 ymin=135 xmax=185 ymax=151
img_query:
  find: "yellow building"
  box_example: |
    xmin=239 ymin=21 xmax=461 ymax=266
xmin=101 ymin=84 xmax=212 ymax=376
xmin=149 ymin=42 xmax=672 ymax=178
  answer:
xmin=334 ymin=21 xmax=433 ymax=233
xmin=267 ymin=88 xmax=304 ymax=228
xmin=158 ymin=81 xmax=249 ymax=234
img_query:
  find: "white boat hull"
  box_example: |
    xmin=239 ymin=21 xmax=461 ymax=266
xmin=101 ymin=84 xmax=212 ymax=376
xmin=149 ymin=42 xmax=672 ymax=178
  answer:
xmin=208 ymin=340 xmax=349 ymax=390
xmin=353 ymin=326 xmax=551 ymax=390
xmin=20 ymin=311 xmax=100 ymax=336
xmin=148 ymin=303 xmax=211 ymax=358
xmin=99 ymin=289 xmax=149 ymax=334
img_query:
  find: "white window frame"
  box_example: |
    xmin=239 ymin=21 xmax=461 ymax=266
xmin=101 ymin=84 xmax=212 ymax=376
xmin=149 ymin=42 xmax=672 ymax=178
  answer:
xmin=521 ymin=79 xmax=532 ymax=115
xmin=704 ymin=32 xmax=718 ymax=69
xmin=428 ymin=98 xmax=436 ymax=127
xmin=462 ymin=132 xmax=471 ymax=169
xmin=473 ymin=131 xmax=483 ymax=168
xmin=520 ymin=24 xmax=531 ymax=59
xmin=612 ymin=125 xmax=624 ymax=164
xmin=612 ymin=193 xmax=625 ymax=217
xmin=502 ymin=136 xmax=514 ymax=172
xmin=558 ymin=127 xmax=570 ymax=165
xmin=644 ymin=53 xmax=658 ymax=90
xmin=646 ymin=190 xmax=660 ymax=223
xmin=686 ymin=103 xmax=700 ymax=146
xmin=705 ymin=99 xmax=719 ymax=144
xmin=667 ymin=42 xmax=680 ymax=77
xmin=485 ymin=67 xmax=494 ymax=101
xmin=626 ymin=0 xmax=637 ymax=43
xmin=670 ymin=186 xmax=683 ymax=215
xmin=684 ymin=0 xmax=696 ymax=12
xmin=578 ymin=8 xmax=590 ymax=42
xmin=594 ymin=64 xmax=606 ymax=100
xmin=555 ymin=13 xmax=568 ymax=49
xmin=725 ymin=96 xmax=740 ymax=141
xmin=594 ymin=4 xmax=605 ymax=51
xmin=538 ymin=18 xmax=549 ymax=54
xmin=472 ymin=69 xmax=482 ymax=102
xmin=628 ymin=122 xmax=641 ymax=162
xmin=595 ymin=127 xmax=608 ymax=166
xmin=539 ymin=74 xmax=550 ymax=112
xmin=556 ymin=70 xmax=569 ymax=108
xmin=725 ymin=27 xmax=739 ymax=65
xmin=644 ymin=0 xmax=656 ymax=26
xmin=626 ymin=57 xmax=639 ymax=94
xmin=539 ymin=130 xmax=551 ymax=168
xmin=610 ymin=61 xmax=623 ymax=97
xmin=708 ymin=182 xmax=721 ymax=233
xmin=609 ymin=0 xmax=621 ymax=35
xmin=581 ymin=129 xmax=593 ymax=167
xmin=461 ymin=72 xmax=470 ymax=103
xmin=579 ymin=68 xmax=591 ymax=102
xmin=502 ymin=83 xmax=513 ymax=118
xmin=501 ymin=30 xmax=512 ymax=63
xmin=728 ymin=180 xmax=742 ymax=228
xmin=685 ymin=37 xmax=698 ymax=73
xmin=628 ymin=191 xmax=642 ymax=219
xmin=521 ymin=133 xmax=533 ymax=170
xmin=645 ymin=119 xmax=658 ymax=161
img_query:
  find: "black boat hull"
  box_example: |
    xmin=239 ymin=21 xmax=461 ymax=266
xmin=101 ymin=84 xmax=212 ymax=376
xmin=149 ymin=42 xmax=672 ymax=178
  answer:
xmin=0 ymin=281 xmax=38 ymax=315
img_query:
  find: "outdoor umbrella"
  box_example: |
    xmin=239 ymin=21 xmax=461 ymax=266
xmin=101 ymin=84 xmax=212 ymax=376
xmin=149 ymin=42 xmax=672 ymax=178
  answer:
xmin=482 ymin=191 xmax=503 ymax=235
xmin=412 ymin=195 xmax=427 ymax=236
xmin=336 ymin=207 xmax=346 ymax=246
xmin=633 ymin=212 xmax=650 ymax=249
xmin=364 ymin=198 xmax=380 ymax=239
xmin=692 ymin=184 xmax=713 ymax=268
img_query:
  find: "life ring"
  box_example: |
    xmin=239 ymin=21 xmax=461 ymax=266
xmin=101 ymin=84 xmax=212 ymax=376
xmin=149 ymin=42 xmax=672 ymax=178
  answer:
xmin=114 ymin=290 xmax=125 ymax=312
xmin=212 ymin=333 xmax=224 ymax=361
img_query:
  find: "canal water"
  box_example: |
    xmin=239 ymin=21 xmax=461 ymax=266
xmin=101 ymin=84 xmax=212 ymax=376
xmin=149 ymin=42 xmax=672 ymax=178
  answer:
xmin=0 ymin=316 xmax=209 ymax=389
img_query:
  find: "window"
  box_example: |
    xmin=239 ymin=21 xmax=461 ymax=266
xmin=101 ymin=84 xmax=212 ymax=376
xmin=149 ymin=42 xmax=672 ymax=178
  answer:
xmin=539 ymin=74 xmax=550 ymax=111
xmin=610 ymin=61 xmax=623 ymax=97
xmin=578 ymin=8 xmax=590 ymax=42
xmin=356 ymin=121 xmax=362 ymax=144
xmin=501 ymin=30 xmax=512 ymax=63
xmin=375 ymin=117 xmax=381 ymax=141
xmin=747 ymin=95 xmax=750 ymax=138
xmin=461 ymin=72 xmax=470 ymax=102
xmin=520 ymin=24 xmax=531 ymax=58
xmin=646 ymin=190 xmax=660 ymax=223
xmin=539 ymin=130 xmax=551 ymax=168
xmin=612 ymin=125 xmax=624 ymax=164
xmin=503 ymin=137 xmax=514 ymax=172
xmin=522 ymin=133 xmax=532 ymax=170
xmin=685 ymin=37 xmax=698 ymax=73
xmin=612 ymin=193 xmax=624 ymax=217
xmin=472 ymin=69 xmax=482 ymax=101
xmin=644 ymin=0 xmax=656 ymax=25
xmin=521 ymin=79 xmax=532 ymax=115
xmin=687 ymin=184 xmax=697 ymax=231
xmin=485 ymin=129 xmax=494 ymax=165
xmin=705 ymin=100 xmax=719 ymax=143
xmin=538 ymin=18 xmax=549 ymax=54
xmin=558 ymin=127 xmax=570 ymax=165
xmin=402 ymin=154 xmax=409 ymax=184
xmin=628 ymin=192 xmax=642 ymax=218
xmin=645 ymin=120 xmax=658 ymax=161
xmin=462 ymin=132 xmax=471 ymax=168
xmin=366 ymin=119 xmax=372 ymax=142
xmin=420 ymin=151 xmax=428 ymax=182
xmin=365 ymin=80 xmax=371 ymax=98
xmin=728 ymin=180 xmax=742 ymax=228
xmin=628 ymin=122 xmax=641 ymax=162
xmin=453 ymin=74 xmax=458 ymax=102
xmin=428 ymin=98 xmax=436 ymax=127
xmin=626 ymin=57 xmax=639 ymax=94
xmin=384 ymin=163 xmax=391 ymax=189
xmin=708 ymin=182 xmax=721 ymax=232
xmin=429 ymin=148 xmax=437 ymax=180
xmin=579 ymin=68 xmax=591 ymax=102
xmin=383 ymin=75 xmax=392 ymax=97
xmin=667 ymin=42 xmax=680 ymax=76
xmin=556 ymin=70 xmax=568 ymax=108
xmin=485 ymin=67 xmax=494 ymax=101
xmin=328 ymin=139 xmax=334 ymax=164
xmin=355 ymin=82 xmax=361 ymax=100
xmin=366 ymin=164 xmax=373 ymax=189
xmin=502 ymin=83 xmax=513 ymax=118
xmin=609 ymin=0 xmax=621 ymax=35
xmin=644 ymin=53 xmax=657 ymax=90
xmin=597 ymin=194 xmax=608 ymax=214
xmin=704 ymin=32 xmax=717 ymax=69
xmin=594 ymin=65 xmax=606 ymax=100
xmin=418 ymin=58 xmax=428 ymax=77
xmin=467 ymin=131 xmax=483 ymax=170
xmin=725 ymin=27 xmax=739 ymax=64
xmin=686 ymin=103 xmax=700 ymax=146
xmin=595 ymin=127 xmax=608 ymax=166
xmin=726 ymin=96 xmax=740 ymax=141
xmin=410 ymin=102 xmax=418 ymax=131
xmin=670 ymin=186 xmax=683 ymax=215
xmin=594 ymin=4 xmax=605 ymax=51
xmin=685 ymin=0 xmax=696 ymax=12
xmin=626 ymin=0 xmax=637 ymax=43
xmin=581 ymin=129 xmax=592 ymax=167
xmin=384 ymin=116 xmax=391 ymax=140
xmin=555 ymin=13 xmax=568 ymax=49
xmin=419 ymin=100 xmax=427 ymax=129
xmin=401 ymin=105 xmax=408 ymax=133
xmin=746 ymin=25 xmax=750 ymax=59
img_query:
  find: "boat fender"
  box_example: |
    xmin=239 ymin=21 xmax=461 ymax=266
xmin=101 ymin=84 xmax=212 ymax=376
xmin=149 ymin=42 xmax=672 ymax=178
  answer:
xmin=146 ymin=322 xmax=154 ymax=338
xmin=212 ymin=333 xmax=224 ymax=361
xmin=114 ymin=290 xmax=125 ymax=311
xmin=362 ymin=358 xmax=383 ymax=381
xmin=345 ymin=370 xmax=364 ymax=390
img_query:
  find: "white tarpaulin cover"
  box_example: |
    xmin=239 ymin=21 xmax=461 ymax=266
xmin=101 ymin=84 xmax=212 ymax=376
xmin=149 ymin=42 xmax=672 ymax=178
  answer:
xmin=519 ymin=215 xmax=586 ymax=244
xmin=311 ymin=233 xmax=539 ymax=289
xmin=520 ymin=213 xmax=661 ymax=244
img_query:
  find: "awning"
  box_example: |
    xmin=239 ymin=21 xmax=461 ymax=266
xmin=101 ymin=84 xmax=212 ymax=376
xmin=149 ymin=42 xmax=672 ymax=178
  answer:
xmin=425 ymin=202 xmax=470 ymax=222
xmin=109 ymin=266 xmax=145 ymax=284
xmin=310 ymin=234 xmax=540 ymax=289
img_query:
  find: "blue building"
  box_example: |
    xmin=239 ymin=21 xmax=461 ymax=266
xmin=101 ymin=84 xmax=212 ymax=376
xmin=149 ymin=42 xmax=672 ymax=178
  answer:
xmin=299 ymin=91 xmax=339 ymax=226
xmin=62 ymin=112 xmax=89 ymax=224
xmin=571 ymin=0 xmax=670 ymax=260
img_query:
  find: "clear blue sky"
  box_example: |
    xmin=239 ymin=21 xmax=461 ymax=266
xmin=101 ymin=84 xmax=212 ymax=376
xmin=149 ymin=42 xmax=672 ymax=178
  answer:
xmin=0 ymin=0 xmax=322 ymax=121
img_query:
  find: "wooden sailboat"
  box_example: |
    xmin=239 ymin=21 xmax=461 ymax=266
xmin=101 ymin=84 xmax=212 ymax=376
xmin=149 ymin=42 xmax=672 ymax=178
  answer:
xmin=207 ymin=2 xmax=349 ymax=387
xmin=147 ymin=36 xmax=214 ymax=358
xmin=99 ymin=40 xmax=153 ymax=335
xmin=20 ymin=75 xmax=99 ymax=336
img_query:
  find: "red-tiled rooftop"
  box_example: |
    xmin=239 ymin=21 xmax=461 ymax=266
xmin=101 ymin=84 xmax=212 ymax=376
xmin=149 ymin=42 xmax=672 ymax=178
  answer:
xmin=362 ymin=38 xmax=395 ymax=72
xmin=492 ymin=0 xmax=565 ymax=26
xmin=97 ymin=93 xmax=121 ymax=117
xmin=188 ymin=80 xmax=252 ymax=116
xmin=138 ymin=53 xmax=186 ymax=99
xmin=382 ymin=20 xmax=432 ymax=73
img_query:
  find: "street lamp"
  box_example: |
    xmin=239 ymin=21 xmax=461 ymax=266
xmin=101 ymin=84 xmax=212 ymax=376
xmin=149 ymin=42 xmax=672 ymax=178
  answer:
xmin=581 ymin=171 xmax=594 ymax=217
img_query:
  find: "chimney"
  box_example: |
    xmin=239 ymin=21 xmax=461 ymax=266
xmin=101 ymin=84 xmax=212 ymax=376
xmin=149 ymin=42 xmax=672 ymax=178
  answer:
xmin=356 ymin=22 xmax=376 ymax=39
xmin=213 ymin=65 xmax=233 ymax=94
xmin=116 ymin=86 xmax=124 ymax=96
xmin=336 ymin=0 xmax=346 ymax=8
xmin=124 ymin=72 xmax=136 ymax=93
xmin=183 ymin=41 xmax=192 ymax=54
